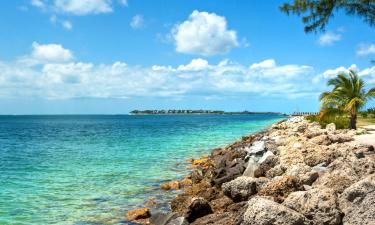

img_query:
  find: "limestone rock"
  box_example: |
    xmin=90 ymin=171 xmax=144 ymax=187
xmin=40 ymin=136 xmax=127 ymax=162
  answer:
xmin=254 ymin=151 xmax=278 ymax=177
xmin=258 ymin=176 xmax=303 ymax=202
xmin=266 ymin=164 xmax=286 ymax=178
xmin=222 ymin=176 xmax=257 ymax=202
xmin=222 ymin=176 xmax=269 ymax=202
xmin=326 ymin=123 xmax=336 ymax=132
xmin=339 ymin=174 xmax=375 ymax=225
xmin=283 ymin=188 xmax=342 ymax=225
xmin=242 ymin=196 xmax=309 ymax=225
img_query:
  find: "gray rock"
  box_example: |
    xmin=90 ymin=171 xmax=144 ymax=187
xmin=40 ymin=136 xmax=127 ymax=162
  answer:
xmin=247 ymin=141 xmax=266 ymax=155
xmin=254 ymin=153 xmax=279 ymax=178
xmin=222 ymin=176 xmax=257 ymax=202
xmin=258 ymin=150 xmax=274 ymax=164
xmin=151 ymin=212 xmax=178 ymax=225
xmin=243 ymin=156 xmax=258 ymax=177
xmin=339 ymin=174 xmax=375 ymax=225
xmin=266 ymin=164 xmax=286 ymax=178
xmin=283 ymin=188 xmax=342 ymax=225
xmin=328 ymin=134 xmax=353 ymax=143
xmin=326 ymin=123 xmax=336 ymax=132
xmin=312 ymin=163 xmax=328 ymax=173
xmin=167 ymin=217 xmax=189 ymax=225
xmin=242 ymin=196 xmax=309 ymax=225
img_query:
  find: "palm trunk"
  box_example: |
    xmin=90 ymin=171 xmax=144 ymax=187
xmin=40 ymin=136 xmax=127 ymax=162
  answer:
xmin=350 ymin=113 xmax=357 ymax=130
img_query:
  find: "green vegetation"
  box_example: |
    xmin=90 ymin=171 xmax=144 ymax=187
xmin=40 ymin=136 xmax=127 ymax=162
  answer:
xmin=318 ymin=71 xmax=375 ymax=129
xmin=280 ymin=0 xmax=375 ymax=33
xmin=306 ymin=114 xmax=349 ymax=129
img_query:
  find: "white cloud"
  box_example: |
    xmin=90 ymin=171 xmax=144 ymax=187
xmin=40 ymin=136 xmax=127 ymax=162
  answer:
xmin=50 ymin=15 xmax=73 ymax=30
xmin=54 ymin=0 xmax=112 ymax=15
xmin=29 ymin=42 xmax=74 ymax=64
xmin=172 ymin=10 xmax=239 ymax=56
xmin=357 ymin=44 xmax=375 ymax=56
xmin=0 ymin=50 xmax=320 ymax=99
xmin=316 ymin=64 xmax=375 ymax=85
xmin=250 ymin=59 xmax=276 ymax=70
xmin=31 ymin=0 xmax=46 ymax=8
xmin=177 ymin=58 xmax=209 ymax=71
xmin=62 ymin=20 xmax=73 ymax=30
xmin=322 ymin=64 xmax=357 ymax=78
xmin=317 ymin=31 xmax=342 ymax=46
xmin=130 ymin=15 xmax=144 ymax=29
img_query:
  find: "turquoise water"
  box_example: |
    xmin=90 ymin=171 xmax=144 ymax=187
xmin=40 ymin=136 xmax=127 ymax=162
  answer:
xmin=0 ymin=114 xmax=284 ymax=225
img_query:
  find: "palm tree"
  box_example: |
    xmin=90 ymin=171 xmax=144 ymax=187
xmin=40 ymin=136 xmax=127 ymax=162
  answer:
xmin=319 ymin=70 xmax=375 ymax=130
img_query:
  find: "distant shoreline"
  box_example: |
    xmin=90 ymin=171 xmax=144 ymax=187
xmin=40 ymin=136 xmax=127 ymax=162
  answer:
xmin=130 ymin=110 xmax=287 ymax=116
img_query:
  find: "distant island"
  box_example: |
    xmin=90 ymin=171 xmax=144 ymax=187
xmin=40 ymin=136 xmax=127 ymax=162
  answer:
xmin=129 ymin=110 xmax=285 ymax=115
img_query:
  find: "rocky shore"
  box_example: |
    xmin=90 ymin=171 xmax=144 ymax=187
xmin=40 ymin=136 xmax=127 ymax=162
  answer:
xmin=127 ymin=117 xmax=375 ymax=225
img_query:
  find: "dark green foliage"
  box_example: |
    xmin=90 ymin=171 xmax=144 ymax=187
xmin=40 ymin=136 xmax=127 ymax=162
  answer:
xmin=306 ymin=114 xmax=349 ymax=129
xmin=280 ymin=0 xmax=375 ymax=33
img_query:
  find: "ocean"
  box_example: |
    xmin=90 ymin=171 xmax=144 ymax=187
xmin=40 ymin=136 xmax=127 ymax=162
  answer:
xmin=0 ymin=114 xmax=284 ymax=225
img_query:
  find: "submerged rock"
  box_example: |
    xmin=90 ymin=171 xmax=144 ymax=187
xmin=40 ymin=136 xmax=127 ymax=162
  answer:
xmin=160 ymin=180 xmax=180 ymax=190
xmin=126 ymin=208 xmax=151 ymax=221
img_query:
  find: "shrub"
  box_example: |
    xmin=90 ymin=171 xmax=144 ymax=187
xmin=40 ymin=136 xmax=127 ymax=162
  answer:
xmin=305 ymin=114 xmax=349 ymax=129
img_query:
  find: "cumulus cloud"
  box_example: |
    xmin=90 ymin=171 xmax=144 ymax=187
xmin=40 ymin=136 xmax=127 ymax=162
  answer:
xmin=250 ymin=59 xmax=276 ymax=70
xmin=0 ymin=47 xmax=320 ymax=99
xmin=54 ymin=0 xmax=112 ymax=15
xmin=177 ymin=58 xmax=209 ymax=71
xmin=357 ymin=44 xmax=375 ymax=56
xmin=22 ymin=42 xmax=74 ymax=65
xmin=321 ymin=64 xmax=357 ymax=78
xmin=317 ymin=31 xmax=342 ymax=46
xmin=172 ymin=10 xmax=239 ymax=56
xmin=130 ymin=15 xmax=144 ymax=29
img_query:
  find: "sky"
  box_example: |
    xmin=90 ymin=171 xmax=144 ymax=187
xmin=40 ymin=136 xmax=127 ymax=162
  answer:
xmin=0 ymin=0 xmax=375 ymax=114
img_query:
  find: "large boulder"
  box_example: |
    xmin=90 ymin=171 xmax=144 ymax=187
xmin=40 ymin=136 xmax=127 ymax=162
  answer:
xmin=313 ymin=160 xmax=358 ymax=193
xmin=283 ymin=188 xmax=342 ymax=225
xmin=246 ymin=141 xmax=266 ymax=155
xmin=339 ymin=174 xmax=375 ymax=225
xmin=242 ymin=196 xmax=309 ymax=225
xmin=254 ymin=151 xmax=278 ymax=177
xmin=222 ymin=176 xmax=269 ymax=202
xmin=258 ymin=176 xmax=303 ymax=202
xmin=222 ymin=176 xmax=256 ymax=202
xmin=185 ymin=197 xmax=213 ymax=223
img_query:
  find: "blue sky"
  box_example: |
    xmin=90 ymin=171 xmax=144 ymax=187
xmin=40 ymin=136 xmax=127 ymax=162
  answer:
xmin=0 ymin=0 xmax=374 ymax=114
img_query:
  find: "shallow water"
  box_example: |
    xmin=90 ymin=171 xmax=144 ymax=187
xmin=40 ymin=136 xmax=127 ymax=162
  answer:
xmin=0 ymin=114 xmax=284 ymax=225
